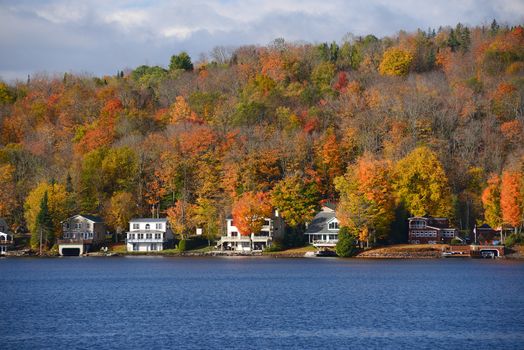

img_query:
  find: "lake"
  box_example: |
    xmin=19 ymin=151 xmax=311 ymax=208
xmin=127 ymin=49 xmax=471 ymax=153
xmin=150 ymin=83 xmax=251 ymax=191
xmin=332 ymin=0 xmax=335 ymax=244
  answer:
xmin=1 ymin=257 xmax=523 ymax=349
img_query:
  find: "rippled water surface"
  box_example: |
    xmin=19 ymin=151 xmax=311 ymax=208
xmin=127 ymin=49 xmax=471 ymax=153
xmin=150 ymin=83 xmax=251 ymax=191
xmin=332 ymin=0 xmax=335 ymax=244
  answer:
xmin=1 ymin=257 xmax=524 ymax=349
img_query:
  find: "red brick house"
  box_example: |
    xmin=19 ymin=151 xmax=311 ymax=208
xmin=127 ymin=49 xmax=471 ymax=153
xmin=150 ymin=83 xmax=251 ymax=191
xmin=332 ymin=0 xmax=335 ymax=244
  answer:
xmin=408 ymin=217 xmax=457 ymax=244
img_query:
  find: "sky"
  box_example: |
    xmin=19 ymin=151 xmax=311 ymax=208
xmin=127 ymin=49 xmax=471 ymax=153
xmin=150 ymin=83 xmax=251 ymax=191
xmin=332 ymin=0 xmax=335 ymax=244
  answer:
xmin=1 ymin=0 xmax=523 ymax=81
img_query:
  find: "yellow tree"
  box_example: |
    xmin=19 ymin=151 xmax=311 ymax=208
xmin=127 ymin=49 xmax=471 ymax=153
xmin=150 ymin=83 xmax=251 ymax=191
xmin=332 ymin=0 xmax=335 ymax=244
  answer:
xmin=379 ymin=47 xmax=413 ymax=76
xmin=0 ymin=164 xmax=16 ymax=218
xmin=24 ymin=182 xmax=68 ymax=243
xmin=481 ymin=174 xmax=503 ymax=229
xmin=394 ymin=147 xmax=453 ymax=217
xmin=106 ymin=191 xmax=137 ymax=235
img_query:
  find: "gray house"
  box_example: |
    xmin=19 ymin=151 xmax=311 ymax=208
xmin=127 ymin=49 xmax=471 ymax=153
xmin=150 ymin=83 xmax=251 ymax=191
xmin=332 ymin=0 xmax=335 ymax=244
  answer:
xmin=304 ymin=206 xmax=340 ymax=248
xmin=58 ymin=215 xmax=106 ymax=256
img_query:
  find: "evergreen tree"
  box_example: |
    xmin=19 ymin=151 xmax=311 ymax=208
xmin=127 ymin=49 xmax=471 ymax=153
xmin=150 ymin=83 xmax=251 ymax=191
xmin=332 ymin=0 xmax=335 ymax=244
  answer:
xmin=30 ymin=191 xmax=54 ymax=250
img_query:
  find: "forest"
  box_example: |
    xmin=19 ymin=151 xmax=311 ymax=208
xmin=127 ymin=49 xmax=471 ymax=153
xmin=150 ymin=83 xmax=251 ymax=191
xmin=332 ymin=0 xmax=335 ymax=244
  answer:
xmin=0 ymin=21 xmax=523 ymax=249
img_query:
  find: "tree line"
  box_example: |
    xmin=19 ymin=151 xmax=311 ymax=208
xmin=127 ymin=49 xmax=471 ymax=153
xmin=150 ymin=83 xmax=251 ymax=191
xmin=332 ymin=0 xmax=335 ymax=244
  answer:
xmin=0 ymin=21 xmax=523 ymax=250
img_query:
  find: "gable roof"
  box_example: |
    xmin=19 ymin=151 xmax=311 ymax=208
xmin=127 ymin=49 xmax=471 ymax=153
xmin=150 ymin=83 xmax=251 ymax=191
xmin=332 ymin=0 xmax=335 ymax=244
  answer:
xmin=63 ymin=214 xmax=104 ymax=223
xmin=305 ymin=210 xmax=339 ymax=235
xmin=129 ymin=218 xmax=168 ymax=223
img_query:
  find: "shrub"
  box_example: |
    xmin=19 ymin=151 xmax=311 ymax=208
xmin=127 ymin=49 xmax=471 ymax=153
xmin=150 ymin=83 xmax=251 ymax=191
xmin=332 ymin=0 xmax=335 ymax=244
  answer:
xmin=450 ymin=238 xmax=463 ymax=245
xmin=505 ymin=233 xmax=524 ymax=247
xmin=178 ymin=239 xmax=187 ymax=252
xmin=335 ymin=227 xmax=358 ymax=257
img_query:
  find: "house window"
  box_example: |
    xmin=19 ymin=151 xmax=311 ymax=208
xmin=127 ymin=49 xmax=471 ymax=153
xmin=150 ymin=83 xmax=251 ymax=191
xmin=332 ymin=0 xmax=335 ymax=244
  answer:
xmin=133 ymin=244 xmax=138 ymax=251
xmin=231 ymin=231 xmax=238 ymax=237
xmin=75 ymin=223 xmax=81 ymax=229
xmin=138 ymin=233 xmax=144 ymax=239
xmin=155 ymin=233 xmax=161 ymax=239
xmin=129 ymin=234 xmax=135 ymax=239
xmin=151 ymin=244 xmax=157 ymax=251
xmin=264 ymin=219 xmax=271 ymax=226
xmin=156 ymin=223 xmax=162 ymax=230
xmin=328 ymin=221 xmax=339 ymax=230
xmin=145 ymin=224 xmax=150 ymax=230
xmin=146 ymin=233 xmax=152 ymax=239
xmin=133 ymin=223 xmax=139 ymax=229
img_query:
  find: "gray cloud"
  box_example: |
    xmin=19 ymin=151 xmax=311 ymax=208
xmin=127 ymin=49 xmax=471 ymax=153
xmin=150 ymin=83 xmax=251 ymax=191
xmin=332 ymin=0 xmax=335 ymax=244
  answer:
xmin=0 ymin=0 xmax=523 ymax=80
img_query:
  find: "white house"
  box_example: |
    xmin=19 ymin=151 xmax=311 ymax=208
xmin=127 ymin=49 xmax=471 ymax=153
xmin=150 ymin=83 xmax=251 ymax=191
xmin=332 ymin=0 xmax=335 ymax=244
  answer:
xmin=0 ymin=218 xmax=13 ymax=255
xmin=304 ymin=206 xmax=340 ymax=248
xmin=58 ymin=215 xmax=106 ymax=256
xmin=215 ymin=212 xmax=285 ymax=252
xmin=126 ymin=218 xmax=174 ymax=252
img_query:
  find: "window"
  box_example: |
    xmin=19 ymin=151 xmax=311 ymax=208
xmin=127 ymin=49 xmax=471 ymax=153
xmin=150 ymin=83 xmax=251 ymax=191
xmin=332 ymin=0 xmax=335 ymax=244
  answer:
xmin=145 ymin=224 xmax=150 ymax=230
xmin=264 ymin=219 xmax=271 ymax=226
xmin=231 ymin=231 xmax=238 ymax=237
xmin=146 ymin=233 xmax=152 ymax=239
xmin=328 ymin=221 xmax=339 ymax=230
xmin=133 ymin=223 xmax=139 ymax=229
xmin=138 ymin=233 xmax=144 ymax=239
xmin=155 ymin=233 xmax=161 ymax=239
xmin=75 ymin=223 xmax=81 ymax=229
xmin=156 ymin=223 xmax=162 ymax=230
xmin=133 ymin=244 xmax=138 ymax=251
xmin=129 ymin=234 xmax=135 ymax=239
xmin=151 ymin=244 xmax=157 ymax=251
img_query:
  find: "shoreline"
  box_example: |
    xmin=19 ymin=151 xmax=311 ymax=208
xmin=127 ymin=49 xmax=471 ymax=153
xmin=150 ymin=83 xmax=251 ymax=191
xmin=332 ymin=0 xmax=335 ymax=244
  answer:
xmin=3 ymin=249 xmax=523 ymax=260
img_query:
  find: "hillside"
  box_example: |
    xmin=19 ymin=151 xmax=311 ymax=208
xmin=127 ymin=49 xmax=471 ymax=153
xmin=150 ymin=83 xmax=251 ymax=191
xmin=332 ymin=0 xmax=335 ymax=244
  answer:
xmin=0 ymin=22 xmax=523 ymax=248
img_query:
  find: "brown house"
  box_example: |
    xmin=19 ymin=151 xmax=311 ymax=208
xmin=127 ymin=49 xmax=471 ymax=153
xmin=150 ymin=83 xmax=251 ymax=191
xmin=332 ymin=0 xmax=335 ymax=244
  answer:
xmin=408 ymin=217 xmax=458 ymax=244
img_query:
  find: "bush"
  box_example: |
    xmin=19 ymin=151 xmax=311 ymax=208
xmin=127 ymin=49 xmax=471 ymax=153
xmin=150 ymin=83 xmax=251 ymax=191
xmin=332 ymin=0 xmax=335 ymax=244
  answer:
xmin=264 ymin=240 xmax=284 ymax=252
xmin=335 ymin=227 xmax=358 ymax=257
xmin=450 ymin=238 xmax=463 ymax=245
xmin=178 ymin=239 xmax=187 ymax=252
xmin=505 ymin=233 xmax=524 ymax=247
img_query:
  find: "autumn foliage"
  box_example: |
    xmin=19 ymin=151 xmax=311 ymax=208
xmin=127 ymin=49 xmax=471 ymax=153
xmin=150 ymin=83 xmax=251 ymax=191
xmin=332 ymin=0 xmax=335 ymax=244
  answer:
xmin=231 ymin=192 xmax=272 ymax=236
xmin=0 ymin=22 xmax=523 ymax=243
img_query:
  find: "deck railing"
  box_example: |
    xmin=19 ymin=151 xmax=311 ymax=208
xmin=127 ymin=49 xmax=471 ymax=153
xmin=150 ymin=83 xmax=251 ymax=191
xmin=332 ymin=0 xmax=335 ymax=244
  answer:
xmin=57 ymin=239 xmax=93 ymax=244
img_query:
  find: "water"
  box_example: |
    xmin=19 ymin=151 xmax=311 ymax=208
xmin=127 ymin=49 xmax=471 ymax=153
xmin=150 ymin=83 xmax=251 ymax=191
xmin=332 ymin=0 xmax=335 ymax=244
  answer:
xmin=1 ymin=257 xmax=523 ymax=349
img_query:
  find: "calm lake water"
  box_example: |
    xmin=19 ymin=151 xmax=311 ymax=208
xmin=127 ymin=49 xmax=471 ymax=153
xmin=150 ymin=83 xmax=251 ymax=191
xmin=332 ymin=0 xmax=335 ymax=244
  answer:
xmin=1 ymin=257 xmax=523 ymax=350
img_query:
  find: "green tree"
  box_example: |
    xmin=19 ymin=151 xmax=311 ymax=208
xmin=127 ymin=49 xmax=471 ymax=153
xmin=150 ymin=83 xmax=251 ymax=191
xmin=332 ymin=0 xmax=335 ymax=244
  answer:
xmin=335 ymin=227 xmax=358 ymax=257
xmin=30 ymin=191 xmax=53 ymax=250
xmin=169 ymin=52 xmax=194 ymax=71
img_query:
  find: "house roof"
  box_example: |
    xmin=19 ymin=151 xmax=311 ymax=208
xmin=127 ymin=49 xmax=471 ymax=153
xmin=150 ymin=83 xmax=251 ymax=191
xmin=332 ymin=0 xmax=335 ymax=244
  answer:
xmin=129 ymin=218 xmax=168 ymax=223
xmin=478 ymin=223 xmax=493 ymax=229
xmin=63 ymin=214 xmax=104 ymax=223
xmin=305 ymin=210 xmax=339 ymax=235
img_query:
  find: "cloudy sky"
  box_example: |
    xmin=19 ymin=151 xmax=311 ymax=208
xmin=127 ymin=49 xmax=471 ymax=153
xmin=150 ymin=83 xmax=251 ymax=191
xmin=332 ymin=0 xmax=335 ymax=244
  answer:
xmin=1 ymin=0 xmax=523 ymax=80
